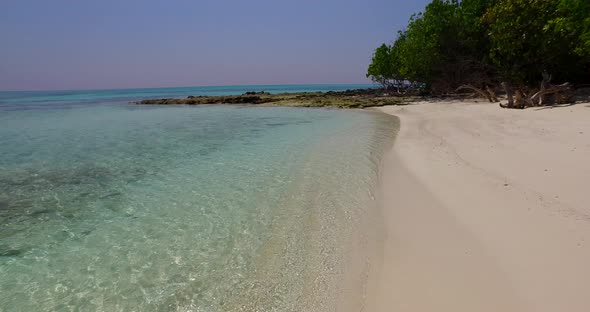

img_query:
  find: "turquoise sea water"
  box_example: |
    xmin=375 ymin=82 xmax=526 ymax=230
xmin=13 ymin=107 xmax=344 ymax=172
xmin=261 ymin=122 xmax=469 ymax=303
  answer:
xmin=0 ymin=84 xmax=373 ymax=108
xmin=0 ymin=85 xmax=397 ymax=311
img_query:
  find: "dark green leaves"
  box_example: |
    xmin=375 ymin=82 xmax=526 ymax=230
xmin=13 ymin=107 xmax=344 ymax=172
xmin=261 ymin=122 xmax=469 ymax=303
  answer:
xmin=368 ymin=0 xmax=590 ymax=92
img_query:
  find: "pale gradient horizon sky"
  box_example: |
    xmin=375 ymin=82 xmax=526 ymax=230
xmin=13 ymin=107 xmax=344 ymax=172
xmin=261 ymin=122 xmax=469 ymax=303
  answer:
xmin=0 ymin=0 xmax=431 ymax=91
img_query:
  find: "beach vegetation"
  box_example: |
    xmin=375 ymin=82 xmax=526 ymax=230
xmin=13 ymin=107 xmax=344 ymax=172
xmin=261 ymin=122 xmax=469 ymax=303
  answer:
xmin=367 ymin=0 xmax=590 ymax=107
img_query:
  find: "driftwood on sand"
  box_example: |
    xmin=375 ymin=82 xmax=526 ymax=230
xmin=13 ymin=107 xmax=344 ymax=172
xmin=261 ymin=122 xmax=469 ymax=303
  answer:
xmin=500 ymin=81 xmax=573 ymax=109
xmin=456 ymin=85 xmax=499 ymax=103
xmin=455 ymin=73 xmax=575 ymax=109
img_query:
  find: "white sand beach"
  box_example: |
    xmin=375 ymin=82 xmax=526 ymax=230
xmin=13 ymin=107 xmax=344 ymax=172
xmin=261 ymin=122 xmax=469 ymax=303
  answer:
xmin=368 ymin=100 xmax=590 ymax=311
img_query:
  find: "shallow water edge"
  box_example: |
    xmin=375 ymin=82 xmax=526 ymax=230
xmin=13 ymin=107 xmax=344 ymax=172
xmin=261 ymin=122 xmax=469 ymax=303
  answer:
xmin=0 ymin=103 xmax=399 ymax=311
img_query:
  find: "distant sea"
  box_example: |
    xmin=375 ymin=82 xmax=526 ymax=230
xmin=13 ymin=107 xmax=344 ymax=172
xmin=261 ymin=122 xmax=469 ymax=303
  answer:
xmin=0 ymin=84 xmax=374 ymax=109
xmin=0 ymin=84 xmax=397 ymax=311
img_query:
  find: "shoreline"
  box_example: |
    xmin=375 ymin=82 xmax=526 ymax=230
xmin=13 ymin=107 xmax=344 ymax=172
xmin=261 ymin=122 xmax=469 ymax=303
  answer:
xmin=368 ymin=100 xmax=590 ymax=311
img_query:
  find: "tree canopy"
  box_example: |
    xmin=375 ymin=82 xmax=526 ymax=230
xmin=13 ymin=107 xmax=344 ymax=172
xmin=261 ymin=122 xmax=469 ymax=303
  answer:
xmin=367 ymin=0 xmax=590 ymax=93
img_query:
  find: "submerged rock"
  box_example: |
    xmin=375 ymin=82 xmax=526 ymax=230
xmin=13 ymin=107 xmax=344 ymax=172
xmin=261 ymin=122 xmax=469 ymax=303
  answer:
xmin=0 ymin=245 xmax=27 ymax=257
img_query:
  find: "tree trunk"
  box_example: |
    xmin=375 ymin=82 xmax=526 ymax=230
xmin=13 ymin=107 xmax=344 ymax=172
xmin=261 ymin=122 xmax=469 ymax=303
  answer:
xmin=501 ymin=82 xmax=514 ymax=108
xmin=486 ymin=85 xmax=499 ymax=102
xmin=514 ymin=89 xmax=525 ymax=109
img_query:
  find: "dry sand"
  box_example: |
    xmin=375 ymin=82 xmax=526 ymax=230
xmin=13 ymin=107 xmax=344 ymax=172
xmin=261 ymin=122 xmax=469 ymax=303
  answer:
xmin=367 ymin=100 xmax=590 ymax=311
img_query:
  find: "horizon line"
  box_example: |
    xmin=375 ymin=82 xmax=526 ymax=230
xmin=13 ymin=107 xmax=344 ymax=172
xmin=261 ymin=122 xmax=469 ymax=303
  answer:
xmin=0 ymin=82 xmax=376 ymax=93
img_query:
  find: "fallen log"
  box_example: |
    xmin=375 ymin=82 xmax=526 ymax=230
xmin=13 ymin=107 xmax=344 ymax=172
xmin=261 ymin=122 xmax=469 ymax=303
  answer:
xmin=528 ymin=82 xmax=572 ymax=105
xmin=500 ymin=81 xmax=573 ymax=109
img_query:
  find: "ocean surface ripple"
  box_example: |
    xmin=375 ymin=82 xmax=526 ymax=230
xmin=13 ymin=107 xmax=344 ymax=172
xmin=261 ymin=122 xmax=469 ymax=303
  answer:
xmin=0 ymin=85 xmax=397 ymax=311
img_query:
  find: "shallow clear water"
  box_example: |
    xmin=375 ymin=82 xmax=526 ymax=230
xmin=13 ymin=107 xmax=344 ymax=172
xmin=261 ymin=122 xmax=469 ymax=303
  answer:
xmin=0 ymin=86 xmax=397 ymax=311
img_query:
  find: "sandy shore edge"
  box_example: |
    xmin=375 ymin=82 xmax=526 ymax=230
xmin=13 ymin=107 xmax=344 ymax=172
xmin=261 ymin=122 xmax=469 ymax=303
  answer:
xmin=366 ymin=100 xmax=590 ymax=311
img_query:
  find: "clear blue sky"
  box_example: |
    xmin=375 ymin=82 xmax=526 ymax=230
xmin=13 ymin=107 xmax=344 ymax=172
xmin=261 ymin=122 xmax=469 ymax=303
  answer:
xmin=0 ymin=0 xmax=431 ymax=91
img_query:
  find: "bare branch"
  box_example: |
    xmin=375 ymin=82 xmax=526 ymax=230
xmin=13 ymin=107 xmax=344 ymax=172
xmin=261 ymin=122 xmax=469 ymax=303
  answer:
xmin=456 ymin=85 xmax=495 ymax=102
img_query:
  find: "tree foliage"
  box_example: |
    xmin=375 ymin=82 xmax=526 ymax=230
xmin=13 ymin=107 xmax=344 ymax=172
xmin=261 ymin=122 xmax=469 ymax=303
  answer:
xmin=367 ymin=0 xmax=590 ymax=92
xmin=366 ymin=44 xmax=394 ymax=87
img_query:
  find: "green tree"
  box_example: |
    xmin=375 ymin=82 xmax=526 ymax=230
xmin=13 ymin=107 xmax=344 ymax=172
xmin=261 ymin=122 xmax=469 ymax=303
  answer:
xmin=368 ymin=0 xmax=590 ymax=93
xmin=547 ymin=0 xmax=590 ymax=57
xmin=366 ymin=43 xmax=394 ymax=88
xmin=387 ymin=0 xmax=496 ymax=91
xmin=485 ymin=0 xmax=589 ymax=85
xmin=396 ymin=0 xmax=451 ymax=86
xmin=544 ymin=0 xmax=590 ymax=82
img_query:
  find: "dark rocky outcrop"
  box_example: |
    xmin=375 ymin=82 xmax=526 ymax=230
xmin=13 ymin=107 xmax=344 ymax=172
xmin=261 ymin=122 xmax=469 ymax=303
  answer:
xmin=243 ymin=91 xmax=269 ymax=95
xmin=133 ymin=88 xmax=414 ymax=108
xmin=137 ymin=95 xmax=274 ymax=105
